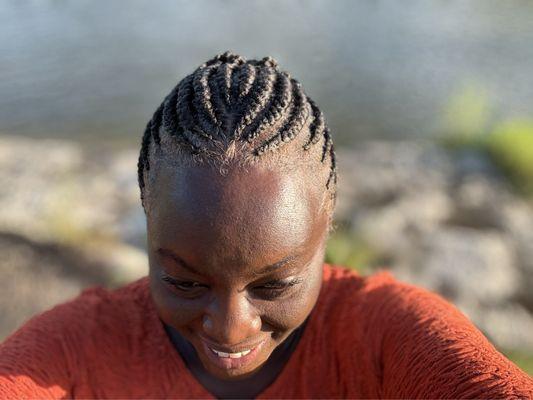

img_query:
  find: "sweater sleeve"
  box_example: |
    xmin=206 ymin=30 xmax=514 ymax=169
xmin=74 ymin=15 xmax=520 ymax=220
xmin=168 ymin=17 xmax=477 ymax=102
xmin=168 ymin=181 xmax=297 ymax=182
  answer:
xmin=0 ymin=304 xmax=75 ymax=399
xmin=375 ymin=282 xmax=533 ymax=399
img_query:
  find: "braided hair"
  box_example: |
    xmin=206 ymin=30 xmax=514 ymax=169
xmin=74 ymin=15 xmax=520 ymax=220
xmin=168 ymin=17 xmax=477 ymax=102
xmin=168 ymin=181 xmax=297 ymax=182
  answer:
xmin=138 ymin=51 xmax=337 ymax=214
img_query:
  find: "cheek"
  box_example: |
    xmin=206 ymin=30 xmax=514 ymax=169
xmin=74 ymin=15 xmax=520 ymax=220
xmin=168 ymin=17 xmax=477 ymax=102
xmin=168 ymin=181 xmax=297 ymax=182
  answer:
xmin=149 ymin=270 xmax=203 ymax=328
xmin=260 ymin=266 xmax=323 ymax=335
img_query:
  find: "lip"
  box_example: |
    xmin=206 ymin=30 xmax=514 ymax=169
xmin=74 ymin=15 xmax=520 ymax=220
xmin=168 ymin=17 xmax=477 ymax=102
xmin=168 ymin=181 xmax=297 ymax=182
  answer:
xmin=199 ymin=335 xmax=267 ymax=354
xmin=200 ymin=337 xmax=267 ymax=370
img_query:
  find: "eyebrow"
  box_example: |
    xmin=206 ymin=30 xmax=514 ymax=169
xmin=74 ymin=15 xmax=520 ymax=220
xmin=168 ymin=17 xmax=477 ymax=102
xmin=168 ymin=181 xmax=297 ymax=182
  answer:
xmin=156 ymin=248 xmax=298 ymax=276
xmin=157 ymin=248 xmax=199 ymax=275
xmin=254 ymin=255 xmax=298 ymax=276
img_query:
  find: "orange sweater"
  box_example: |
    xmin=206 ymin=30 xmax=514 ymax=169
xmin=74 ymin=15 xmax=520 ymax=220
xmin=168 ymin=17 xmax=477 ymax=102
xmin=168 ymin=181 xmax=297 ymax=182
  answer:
xmin=1 ymin=264 xmax=532 ymax=399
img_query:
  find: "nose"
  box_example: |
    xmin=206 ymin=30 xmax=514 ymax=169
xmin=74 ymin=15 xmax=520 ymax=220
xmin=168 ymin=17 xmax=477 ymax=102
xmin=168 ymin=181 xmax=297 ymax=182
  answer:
xmin=202 ymin=291 xmax=261 ymax=346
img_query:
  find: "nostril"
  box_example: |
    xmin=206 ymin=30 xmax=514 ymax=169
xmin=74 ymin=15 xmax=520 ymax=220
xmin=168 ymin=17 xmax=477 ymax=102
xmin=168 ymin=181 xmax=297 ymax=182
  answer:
xmin=202 ymin=315 xmax=213 ymax=331
xmin=202 ymin=295 xmax=262 ymax=343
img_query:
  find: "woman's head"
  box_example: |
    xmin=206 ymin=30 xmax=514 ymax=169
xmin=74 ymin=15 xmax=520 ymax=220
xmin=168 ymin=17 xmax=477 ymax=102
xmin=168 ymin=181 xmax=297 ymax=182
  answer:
xmin=138 ymin=52 xmax=337 ymax=380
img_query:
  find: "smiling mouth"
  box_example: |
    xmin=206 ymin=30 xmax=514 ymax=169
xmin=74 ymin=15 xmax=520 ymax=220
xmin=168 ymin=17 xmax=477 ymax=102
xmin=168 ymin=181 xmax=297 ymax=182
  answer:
xmin=210 ymin=348 xmax=252 ymax=358
xmin=200 ymin=338 xmax=267 ymax=370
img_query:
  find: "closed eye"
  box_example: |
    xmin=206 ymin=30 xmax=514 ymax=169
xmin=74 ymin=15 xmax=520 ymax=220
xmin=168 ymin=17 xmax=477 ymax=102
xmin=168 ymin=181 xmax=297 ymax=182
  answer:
xmin=161 ymin=274 xmax=207 ymax=292
xmin=254 ymin=277 xmax=304 ymax=299
xmin=258 ymin=278 xmax=302 ymax=289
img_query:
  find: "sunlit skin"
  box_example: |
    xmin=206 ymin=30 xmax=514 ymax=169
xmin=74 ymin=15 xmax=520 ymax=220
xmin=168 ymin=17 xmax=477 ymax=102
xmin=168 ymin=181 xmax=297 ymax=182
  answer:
xmin=146 ymin=159 xmax=331 ymax=380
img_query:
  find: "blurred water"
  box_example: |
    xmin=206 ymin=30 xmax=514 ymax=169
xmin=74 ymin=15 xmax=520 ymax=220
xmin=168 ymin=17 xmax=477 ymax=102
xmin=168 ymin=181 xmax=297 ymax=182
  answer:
xmin=2 ymin=0 xmax=533 ymax=145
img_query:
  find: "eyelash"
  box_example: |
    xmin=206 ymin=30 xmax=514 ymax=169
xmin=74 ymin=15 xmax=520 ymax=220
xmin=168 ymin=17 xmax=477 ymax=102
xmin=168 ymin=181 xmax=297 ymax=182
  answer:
xmin=160 ymin=274 xmax=303 ymax=299
xmin=161 ymin=275 xmax=207 ymax=292
xmin=257 ymin=277 xmax=303 ymax=299
xmin=259 ymin=277 xmax=303 ymax=290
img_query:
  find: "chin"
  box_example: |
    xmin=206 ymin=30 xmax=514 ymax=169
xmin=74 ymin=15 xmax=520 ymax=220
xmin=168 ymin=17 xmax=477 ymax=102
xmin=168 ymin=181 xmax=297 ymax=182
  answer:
xmin=205 ymin=363 xmax=264 ymax=381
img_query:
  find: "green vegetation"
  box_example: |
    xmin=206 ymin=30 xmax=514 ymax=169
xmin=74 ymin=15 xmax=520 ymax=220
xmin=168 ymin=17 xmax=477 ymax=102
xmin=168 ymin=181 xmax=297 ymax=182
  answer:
xmin=503 ymin=350 xmax=533 ymax=376
xmin=440 ymin=82 xmax=533 ymax=196
xmin=486 ymin=119 xmax=533 ymax=194
xmin=325 ymin=230 xmax=377 ymax=274
xmin=441 ymin=83 xmax=491 ymax=149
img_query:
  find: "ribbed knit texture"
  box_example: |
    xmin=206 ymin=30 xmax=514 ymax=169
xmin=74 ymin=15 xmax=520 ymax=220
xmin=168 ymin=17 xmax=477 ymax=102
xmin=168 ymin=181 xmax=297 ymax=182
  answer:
xmin=1 ymin=264 xmax=532 ymax=399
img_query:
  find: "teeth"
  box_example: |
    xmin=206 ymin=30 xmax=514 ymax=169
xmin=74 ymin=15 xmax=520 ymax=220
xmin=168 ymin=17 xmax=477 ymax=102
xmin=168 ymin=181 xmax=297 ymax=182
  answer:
xmin=211 ymin=348 xmax=252 ymax=358
xmin=214 ymin=350 xmax=230 ymax=358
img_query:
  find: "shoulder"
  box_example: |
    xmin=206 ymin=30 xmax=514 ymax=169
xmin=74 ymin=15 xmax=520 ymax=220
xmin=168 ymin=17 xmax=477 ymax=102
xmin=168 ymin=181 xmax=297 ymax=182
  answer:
xmin=319 ymin=265 xmax=533 ymax=398
xmin=0 ymin=277 xmax=153 ymax=398
xmin=66 ymin=276 xmax=152 ymax=329
xmin=319 ymin=264 xmax=440 ymax=326
xmin=373 ymin=276 xmax=533 ymax=397
xmin=321 ymin=263 xmax=472 ymax=327
xmin=1 ymin=275 xmax=152 ymax=355
xmin=318 ymin=264 xmax=458 ymax=349
xmin=18 ymin=276 xmax=152 ymax=339
xmin=36 ymin=276 xmax=154 ymax=359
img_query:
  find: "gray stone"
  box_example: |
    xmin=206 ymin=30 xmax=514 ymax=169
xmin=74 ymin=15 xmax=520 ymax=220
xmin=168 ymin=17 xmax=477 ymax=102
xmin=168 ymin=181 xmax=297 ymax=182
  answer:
xmin=463 ymin=302 xmax=533 ymax=352
xmin=395 ymin=227 xmax=518 ymax=305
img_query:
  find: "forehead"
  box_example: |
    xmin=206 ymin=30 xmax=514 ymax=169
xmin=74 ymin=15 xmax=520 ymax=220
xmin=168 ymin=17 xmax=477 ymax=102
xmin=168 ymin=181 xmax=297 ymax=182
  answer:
xmin=146 ymin=161 xmax=327 ymax=271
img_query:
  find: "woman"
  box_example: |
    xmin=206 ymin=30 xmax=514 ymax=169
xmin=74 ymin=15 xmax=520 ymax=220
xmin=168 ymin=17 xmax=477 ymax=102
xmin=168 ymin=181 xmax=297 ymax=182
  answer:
xmin=0 ymin=52 xmax=531 ymax=399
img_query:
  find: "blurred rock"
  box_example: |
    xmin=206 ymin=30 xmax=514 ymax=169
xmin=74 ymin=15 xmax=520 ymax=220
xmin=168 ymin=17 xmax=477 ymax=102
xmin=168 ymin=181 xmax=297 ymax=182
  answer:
xmin=448 ymin=174 xmax=513 ymax=230
xmin=0 ymin=136 xmax=83 ymax=241
xmin=451 ymin=148 xmax=503 ymax=178
xmin=0 ymin=136 xmax=146 ymax=248
xmin=337 ymin=141 xmax=533 ymax=352
xmin=79 ymin=241 xmax=148 ymax=286
xmin=395 ymin=227 xmax=518 ymax=304
xmin=356 ymin=189 xmax=452 ymax=257
xmin=336 ymin=140 xmax=452 ymax=216
xmin=466 ymin=303 xmax=533 ymax=352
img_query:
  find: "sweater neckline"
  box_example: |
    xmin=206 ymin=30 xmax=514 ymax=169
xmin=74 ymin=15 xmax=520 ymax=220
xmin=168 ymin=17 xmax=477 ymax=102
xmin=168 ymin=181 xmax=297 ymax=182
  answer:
xmin=144 ymin=264 xmax=330 ymax=399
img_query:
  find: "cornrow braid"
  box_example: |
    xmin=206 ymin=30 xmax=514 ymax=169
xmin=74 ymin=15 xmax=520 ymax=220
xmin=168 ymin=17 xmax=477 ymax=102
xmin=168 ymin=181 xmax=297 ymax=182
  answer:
xmin=303 ymin=98 xmax=325 ymax=150
xmin=192 ymin=65 xmax=221 ymax=137
xmin=138 ymin=51 xmax=337 ymax=211
xmin=243 ymin=72 xmax=293 ymax=143
xmin=253 ymin=78 xmax=310 ymax=156
xmin=233 ymin=65 xmax=276 ymax=140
